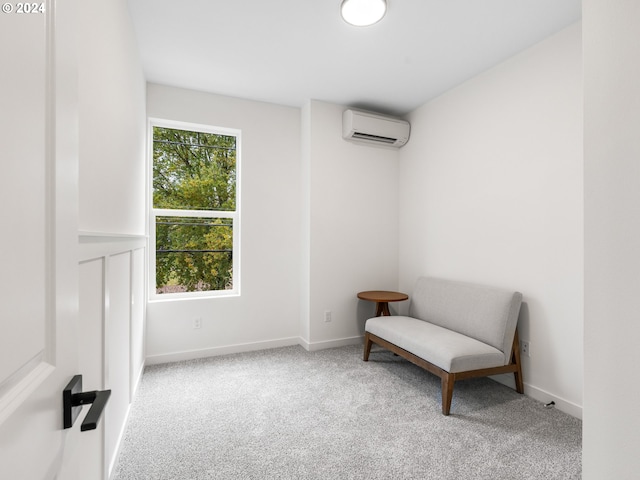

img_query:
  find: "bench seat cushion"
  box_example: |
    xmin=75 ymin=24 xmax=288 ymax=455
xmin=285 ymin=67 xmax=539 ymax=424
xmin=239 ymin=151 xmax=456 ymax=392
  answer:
xmin=409 ymin=277 xmax=522 ymax=363
xmin=365 ymin=316 xmax=505 ymax=373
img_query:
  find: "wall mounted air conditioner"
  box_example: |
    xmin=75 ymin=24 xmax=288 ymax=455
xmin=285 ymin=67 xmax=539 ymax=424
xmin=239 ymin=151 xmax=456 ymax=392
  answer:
xmin=342 ymin=109 xmax=410 ymax=148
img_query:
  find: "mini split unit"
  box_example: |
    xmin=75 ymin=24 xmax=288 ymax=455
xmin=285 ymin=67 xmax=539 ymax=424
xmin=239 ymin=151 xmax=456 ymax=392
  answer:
xmin=342 ymin=109 xmax=410 ymax=148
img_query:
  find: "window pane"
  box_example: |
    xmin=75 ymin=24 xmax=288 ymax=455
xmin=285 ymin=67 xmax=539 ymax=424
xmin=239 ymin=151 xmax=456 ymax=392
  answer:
xmin=153 ymin=126 xmax=236 ymax=211
xmin=155 ymin=216 xmax=233 ymax=294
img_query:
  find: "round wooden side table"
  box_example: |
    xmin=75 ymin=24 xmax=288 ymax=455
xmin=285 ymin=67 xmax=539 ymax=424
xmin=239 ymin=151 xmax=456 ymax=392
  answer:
xmin=357 ymin=290 xmax=409 ymax=316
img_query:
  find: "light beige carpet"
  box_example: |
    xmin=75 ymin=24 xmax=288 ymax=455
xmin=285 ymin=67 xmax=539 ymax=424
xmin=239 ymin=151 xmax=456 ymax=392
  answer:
xmin=113 ymin=344 xmax=581 ymax=480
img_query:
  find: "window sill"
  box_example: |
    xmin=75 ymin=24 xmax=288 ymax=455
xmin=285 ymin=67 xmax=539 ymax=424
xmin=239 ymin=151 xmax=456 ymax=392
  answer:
xmin=148 ymin=290 xmax=240 ymax=303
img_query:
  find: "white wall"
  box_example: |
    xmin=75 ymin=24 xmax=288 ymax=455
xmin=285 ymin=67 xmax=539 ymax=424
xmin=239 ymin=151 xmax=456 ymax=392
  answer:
xmin=399 ymin=24 xmax=583 ymax=416
xmin=302 ymin=101 xmax=400 ymax=349
xmin=144 ymin=96 xmax=399 ymax=358
xmin=145 ymin=85 xmax=302 ymax=363
xmin=75 ymin=1 xmax=147 ymax=478
xmin=78 ymin=0 xmax=147 ymax=235
xmin=583 ymin=1 xmax=640 ymax=477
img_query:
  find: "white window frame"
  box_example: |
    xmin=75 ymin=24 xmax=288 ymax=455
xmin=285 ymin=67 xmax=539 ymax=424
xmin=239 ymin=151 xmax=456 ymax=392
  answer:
xmin=148 ymin=118 xmax=241 ymax=301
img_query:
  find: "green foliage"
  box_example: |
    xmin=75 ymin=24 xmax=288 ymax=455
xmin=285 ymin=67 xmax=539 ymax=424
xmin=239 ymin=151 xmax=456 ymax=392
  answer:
xmin=153 ymin=127 xmax=236 ymax=294
xmin=153 ymin=127 xmax=236 ymax=211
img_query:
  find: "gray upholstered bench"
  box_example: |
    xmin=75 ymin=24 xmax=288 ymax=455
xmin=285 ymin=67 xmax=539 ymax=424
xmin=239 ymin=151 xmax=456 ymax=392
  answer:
xmin=363 ymin=276 xmax=524 ymax=415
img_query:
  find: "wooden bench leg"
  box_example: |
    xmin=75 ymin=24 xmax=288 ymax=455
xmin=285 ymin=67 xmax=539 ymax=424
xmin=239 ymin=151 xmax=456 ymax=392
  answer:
xmin=514 ymin=369 xmax=524 ymax=394
xmin=512 ymin=330 xmax=525 ymax=394
xmin=441 ymin=374 xmax=455 ymax=416
xmin=363 ymin=333 xmax=373 ymax=361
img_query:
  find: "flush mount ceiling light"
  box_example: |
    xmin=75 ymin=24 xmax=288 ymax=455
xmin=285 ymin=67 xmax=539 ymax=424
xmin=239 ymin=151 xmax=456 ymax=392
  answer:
xmin=341 ymin=0 xmax=387 ymax=27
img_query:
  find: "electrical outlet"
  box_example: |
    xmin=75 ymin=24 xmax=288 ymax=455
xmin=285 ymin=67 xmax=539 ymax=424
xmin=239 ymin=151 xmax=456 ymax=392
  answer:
xmin=521 ymin=340 xmax=530 ymax=357
xmin=193 ymin=317 xmax=202 ymax=329
xmin=324 ymin=311 xmax=332 ymax=323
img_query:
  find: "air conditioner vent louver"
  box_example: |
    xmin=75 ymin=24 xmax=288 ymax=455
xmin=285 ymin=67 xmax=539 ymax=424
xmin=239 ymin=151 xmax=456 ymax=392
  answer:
xmin=351 ymin=132 xmax=397 ymax=144
xmin=342 ymin=109 xmax=410 ymax=148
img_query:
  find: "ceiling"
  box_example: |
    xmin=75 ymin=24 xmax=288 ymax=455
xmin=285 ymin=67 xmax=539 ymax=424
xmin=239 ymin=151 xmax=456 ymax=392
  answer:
xmin=127 ymin=0 xmax=581 ymax=116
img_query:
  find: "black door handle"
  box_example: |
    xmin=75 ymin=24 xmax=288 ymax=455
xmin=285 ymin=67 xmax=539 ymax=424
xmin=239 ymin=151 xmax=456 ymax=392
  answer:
xmin=63 ymin=375 xmax=111 ymax=431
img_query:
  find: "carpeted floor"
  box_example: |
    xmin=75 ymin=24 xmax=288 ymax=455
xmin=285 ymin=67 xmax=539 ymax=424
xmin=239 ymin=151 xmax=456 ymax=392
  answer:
xmin=113 ymin=345 xmax=582 ymax=480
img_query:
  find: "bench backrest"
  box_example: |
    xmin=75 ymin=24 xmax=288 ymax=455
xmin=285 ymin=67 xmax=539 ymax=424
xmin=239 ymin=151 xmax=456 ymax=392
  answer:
xmin=408 ymin=277 xmax=523 ymax=362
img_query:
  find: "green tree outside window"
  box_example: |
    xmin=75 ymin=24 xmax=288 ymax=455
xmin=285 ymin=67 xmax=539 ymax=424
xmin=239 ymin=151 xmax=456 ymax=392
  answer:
xmin=152 ymin=126 xmax=237 ymax=294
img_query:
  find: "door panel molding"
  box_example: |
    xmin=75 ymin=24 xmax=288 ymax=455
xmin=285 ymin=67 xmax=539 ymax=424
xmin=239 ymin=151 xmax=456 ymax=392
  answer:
xmin=0 ymin=0 xmax=54 ymax=427
xmin=77 ymin=233 xmax=146 ymax=478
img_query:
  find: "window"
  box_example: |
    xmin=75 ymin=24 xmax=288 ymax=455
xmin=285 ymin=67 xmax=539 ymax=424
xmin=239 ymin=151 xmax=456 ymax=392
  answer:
xmin=150 ymin=121 xmax=239 ymax=298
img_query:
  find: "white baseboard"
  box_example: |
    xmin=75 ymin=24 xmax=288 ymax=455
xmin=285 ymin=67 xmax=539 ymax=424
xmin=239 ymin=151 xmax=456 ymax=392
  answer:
xmin=109 ymin=360 xmax=146 ymax=480
xmin=299 ymin=335 xmax=363 ymax=352
xmin=108 ymin=400 xmax=132 ymax=479
xmin=147 ymin=336 xmax=365 ymax=364
xmin=491 ymin=373 xmax=582 ymax=419
xmin=145 ymin=337 xmax=301 ymax=365
xmin=523 ymin=383 xmax=583 ymax=419
xmin=130 ymin=361 xmax=145 ymax=402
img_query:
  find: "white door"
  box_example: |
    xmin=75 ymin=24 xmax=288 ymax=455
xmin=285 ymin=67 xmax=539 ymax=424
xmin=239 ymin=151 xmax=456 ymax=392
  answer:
xmin=0 ymin=0 xmax=85 ymax=478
